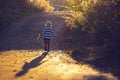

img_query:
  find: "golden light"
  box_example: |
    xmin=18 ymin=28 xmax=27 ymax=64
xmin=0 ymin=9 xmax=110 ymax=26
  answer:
xmin=27 ymin=0 xmax=54 ymax=12
xmin=0 ymin=50 xmax=118 ymax=80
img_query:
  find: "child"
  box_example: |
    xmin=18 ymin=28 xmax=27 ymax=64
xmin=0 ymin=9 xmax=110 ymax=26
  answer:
xmin=41 ymin=21 xmax=55 ymax=52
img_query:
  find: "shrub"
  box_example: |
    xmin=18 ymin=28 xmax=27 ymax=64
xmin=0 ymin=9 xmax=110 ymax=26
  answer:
xmin=27 ymin=0 xmax=54 ymax=12
xmin=86 ymin=0 xmax=120 ymax=57
xmin=64 ymin=0 xmax=120 ymax=61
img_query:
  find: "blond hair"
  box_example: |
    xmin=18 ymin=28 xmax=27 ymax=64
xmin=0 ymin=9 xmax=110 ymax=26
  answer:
xmin=45 ymin=21 xmax=52 ymax=27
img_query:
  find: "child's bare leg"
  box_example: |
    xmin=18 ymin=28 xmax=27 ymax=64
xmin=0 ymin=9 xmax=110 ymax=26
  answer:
xmin=44 ymin=39 xmax=47 ymax=51
xmin=47 ymin=40 xmax=50 ymax=51
xmin=45 ymin=43 xmax=47 ymax=51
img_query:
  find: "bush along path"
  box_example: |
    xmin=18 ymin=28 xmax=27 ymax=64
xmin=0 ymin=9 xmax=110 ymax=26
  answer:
xmin=0 ymin=12 xmax=119 ymax=80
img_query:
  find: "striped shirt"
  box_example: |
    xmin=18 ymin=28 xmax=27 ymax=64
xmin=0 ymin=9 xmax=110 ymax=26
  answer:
xmin=42 ymin=27 xmax=54 ymax=39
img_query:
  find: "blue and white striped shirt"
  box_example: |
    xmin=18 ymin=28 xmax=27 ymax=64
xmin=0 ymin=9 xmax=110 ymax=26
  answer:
xmin=42 ymin=27 xmax=54 ymax=39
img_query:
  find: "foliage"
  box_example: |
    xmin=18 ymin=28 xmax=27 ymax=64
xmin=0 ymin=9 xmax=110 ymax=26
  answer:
xmin=64 ymin=0 xmax=97 ymax=28
xmin=64 ymin=0 xmax=120 ymax=62
xmin=27 ymin=0 xmax=54 ymax=12
xmin=87 ymin=0 xmax=120 ymax=55
xmin=65 ymin=0 xmax=96 ymax=12
xmin=85 ymin=1 xmax=120 ymax=77
xmin=64 ymin=12 xmax=87 ymax=28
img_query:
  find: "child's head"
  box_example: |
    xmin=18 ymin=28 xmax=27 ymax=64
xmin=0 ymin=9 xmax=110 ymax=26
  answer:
xmin=45 ymin=21 xmax=52 ymax=27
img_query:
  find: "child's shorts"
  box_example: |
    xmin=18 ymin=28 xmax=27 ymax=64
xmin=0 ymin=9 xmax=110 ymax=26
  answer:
xmin=43 ymin=38 xmax=50 ymax=44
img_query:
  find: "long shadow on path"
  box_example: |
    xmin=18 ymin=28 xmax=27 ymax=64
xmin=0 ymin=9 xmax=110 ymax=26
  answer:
xmin=15 ymin=52 xmax=48 ymax=77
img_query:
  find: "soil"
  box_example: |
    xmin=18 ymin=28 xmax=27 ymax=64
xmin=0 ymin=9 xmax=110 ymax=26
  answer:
xmin=0 ymin=12 xmax=118 ymax=80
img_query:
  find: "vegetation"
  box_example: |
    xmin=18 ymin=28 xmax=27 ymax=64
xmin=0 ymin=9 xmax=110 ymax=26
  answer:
xmin=64 ymin=0 xmax=96 ymax=28
xmin=28 ymin=0 xmax=54 ymax=12
xmin=63 ymin=0 xmax=120 ymax=78
xmin=87 ymin=0 xmax=120 ymax=61
xmin=0 ymin=0 xmax=53 ymax=30
xmin=64 ymin=0 xmax=120 ymax=61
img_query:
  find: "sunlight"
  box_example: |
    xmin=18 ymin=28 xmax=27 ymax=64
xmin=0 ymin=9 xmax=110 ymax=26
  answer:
xmin=27 ymin=0 xmax=54 ymax=12
xmin=0 ymin=0 xmax=119 ymax=80
xmin=0 ymin=50 xmax=118 ymax=80
xmin=50 ymin=62 xmax=118 ymax=80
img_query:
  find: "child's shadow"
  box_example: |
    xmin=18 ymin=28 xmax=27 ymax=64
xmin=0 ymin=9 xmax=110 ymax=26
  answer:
xmin=15 ymin=52 xmax=48 ymax=77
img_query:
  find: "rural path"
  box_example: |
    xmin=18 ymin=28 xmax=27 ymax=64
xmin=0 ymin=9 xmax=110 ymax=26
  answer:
xmin=0 ymin=12 xmax=118 ymax=80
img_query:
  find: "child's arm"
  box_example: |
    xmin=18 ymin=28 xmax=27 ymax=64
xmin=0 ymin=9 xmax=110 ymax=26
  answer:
xmin=37 ymin=33 xmax=42 ymax=41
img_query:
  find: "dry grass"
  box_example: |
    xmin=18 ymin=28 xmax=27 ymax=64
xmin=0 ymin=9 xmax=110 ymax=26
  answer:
xmin=27 ymin=0 xmax=54 ymax=12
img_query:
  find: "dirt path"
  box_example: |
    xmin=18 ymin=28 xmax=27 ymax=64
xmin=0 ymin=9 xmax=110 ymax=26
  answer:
xmin=0 ymin=12 xmax=118 ymax=80
xmin=0 ymin=12 xmax=67 ymax=50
